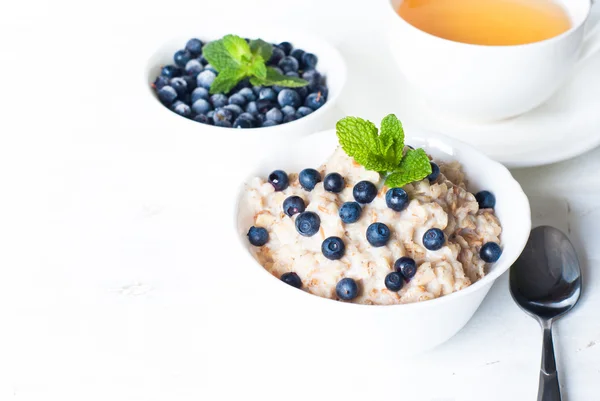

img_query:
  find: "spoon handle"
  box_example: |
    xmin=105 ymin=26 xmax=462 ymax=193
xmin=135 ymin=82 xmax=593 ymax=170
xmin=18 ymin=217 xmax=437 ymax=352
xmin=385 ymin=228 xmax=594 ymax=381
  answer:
xmin=538 ymin=321 xmax=561 ymax=401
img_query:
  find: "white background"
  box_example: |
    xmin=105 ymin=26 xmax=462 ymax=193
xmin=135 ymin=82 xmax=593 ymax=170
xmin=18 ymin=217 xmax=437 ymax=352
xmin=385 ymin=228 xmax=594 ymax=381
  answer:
xmin=1 ymin=0 xmax=599 ymax=400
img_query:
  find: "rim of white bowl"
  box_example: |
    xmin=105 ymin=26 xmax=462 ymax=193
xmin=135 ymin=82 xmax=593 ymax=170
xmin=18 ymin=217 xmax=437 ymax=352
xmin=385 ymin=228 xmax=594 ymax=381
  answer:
xmin=144 ymin=30 xmax=347 ymax=133
xmin=234 ymin=128 xmax=532 ymax=310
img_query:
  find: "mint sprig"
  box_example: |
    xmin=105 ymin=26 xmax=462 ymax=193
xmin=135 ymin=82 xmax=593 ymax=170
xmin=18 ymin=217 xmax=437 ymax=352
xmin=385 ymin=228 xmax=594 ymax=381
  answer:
xmin=336 ymin=114 xmax=432 ymax=188
xmin=202 ymin=34 xmax=308 ymax=94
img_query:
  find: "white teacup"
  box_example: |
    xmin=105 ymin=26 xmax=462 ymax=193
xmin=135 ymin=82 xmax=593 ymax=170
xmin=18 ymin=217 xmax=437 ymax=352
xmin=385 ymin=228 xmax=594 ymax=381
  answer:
xmin=386 ymin=0 xmax=600 ymax=121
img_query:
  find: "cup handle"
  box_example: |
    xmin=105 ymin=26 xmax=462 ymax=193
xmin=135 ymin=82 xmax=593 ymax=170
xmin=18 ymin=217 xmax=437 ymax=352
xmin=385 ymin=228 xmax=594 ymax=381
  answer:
xmin=579 ymin=3 xmax=600 ymax=64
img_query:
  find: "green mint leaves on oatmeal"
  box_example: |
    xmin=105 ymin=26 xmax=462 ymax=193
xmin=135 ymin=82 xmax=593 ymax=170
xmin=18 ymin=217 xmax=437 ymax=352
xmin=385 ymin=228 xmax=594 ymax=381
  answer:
xmin=336 ymin=114 xmax=432 ymax=187
xmin=203 ymin=34 xmax=308 ymax=94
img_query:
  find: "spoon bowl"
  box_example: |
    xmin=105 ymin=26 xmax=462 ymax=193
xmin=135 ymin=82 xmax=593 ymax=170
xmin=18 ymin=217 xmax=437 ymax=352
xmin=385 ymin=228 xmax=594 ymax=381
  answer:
xmin=510 ymin=225 xmax=582 ymax=401
xmin=510 ymin=226 xmax=582 ymax=321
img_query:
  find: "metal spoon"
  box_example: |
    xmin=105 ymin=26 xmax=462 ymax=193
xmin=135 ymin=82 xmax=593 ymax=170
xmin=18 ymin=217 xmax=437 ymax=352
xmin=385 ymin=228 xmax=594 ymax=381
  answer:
xmin=509 ymin=226 xmax=582 ymax=401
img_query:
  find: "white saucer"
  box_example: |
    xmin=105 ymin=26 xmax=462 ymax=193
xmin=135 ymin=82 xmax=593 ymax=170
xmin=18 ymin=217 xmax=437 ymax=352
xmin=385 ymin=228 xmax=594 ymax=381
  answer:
xmin=337 ymin=21 xmax=600 ymax=168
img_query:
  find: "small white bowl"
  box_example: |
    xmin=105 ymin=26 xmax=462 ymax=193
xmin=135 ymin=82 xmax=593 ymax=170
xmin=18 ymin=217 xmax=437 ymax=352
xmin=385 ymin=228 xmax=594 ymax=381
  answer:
xmin=234 ymin=127 xmax=531 ymax=356
xmin=143 ymin=28 xmax=346 ymax=161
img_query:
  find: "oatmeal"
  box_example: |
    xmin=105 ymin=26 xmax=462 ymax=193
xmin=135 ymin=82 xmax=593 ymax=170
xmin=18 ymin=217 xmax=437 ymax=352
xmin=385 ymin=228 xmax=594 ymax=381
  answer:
xmin=242 ymin=147 xmax=502 ymax=305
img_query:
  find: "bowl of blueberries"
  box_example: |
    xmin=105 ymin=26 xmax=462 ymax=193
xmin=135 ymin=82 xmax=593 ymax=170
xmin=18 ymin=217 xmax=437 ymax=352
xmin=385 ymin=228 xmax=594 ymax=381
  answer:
xmin=145 ymin=28 xmax=346 ymax=143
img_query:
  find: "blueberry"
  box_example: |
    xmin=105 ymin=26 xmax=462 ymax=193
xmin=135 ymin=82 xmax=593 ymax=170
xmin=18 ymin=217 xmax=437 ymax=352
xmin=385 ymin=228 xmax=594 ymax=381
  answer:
xmin=278 ymin=56 xmax=299 ymax=73
xmin=353 ymin=181 xmax=377 ymax=204
xmin=210 ymin=93 xmax=228 ymax=108
xmin=366 ymin=223 xmax=391 ymax=247
xmin=296 ymin=106 xmax=313 ymax=117
xmin=277 ymin=41 xmax=293 ymax=55
xmin=185 ymin=59 xmax=203 ymax=76
xmin=259 ymin=88 xmax=277 ymax=101
xmin=185 ymin=38 xmax=203 ymax=55
xmin=228 ymin=93 xmax=246 ymax=107
xmin=182 ymin=75 xmax=197 ymax=91
xmin=269 ymin=47 xmax=285 ymax=65
xmin=281 ymin=105 xmax=296 ymax=116
xmin=237 ymin=87 xmax=256 ymax=102
xmin=428 ymin=162 xmax=440 ymax=182
xmin=214 ymin=119 xmax=232 ymax=128
xmin=278 ymin=89 xmax=302 ymax=108
xmin=204 ymin=64 xmax=217 ymax=74
xmin=223 ymin=104 xmax=243 ymax=119
xmin=268 ymin=170 xmax=289 ymax=191
xmin=299 ymin=168 xmax=321 ymax=191
xmin=285 ymin=71 xmax=299 ymax=78
xmin=213 ymin=108 xmax=234 ymax=123
xmin=290 ymin=48 xmax=305 ymax=62
xmin=233 ymin=116 xmax=254 ymax=129
xmin=322 ymin=236 xmax=345 ymax=260
xmin=282 ymin=196 xmax=306 ymax=216
xmin=281 ymin=272 xmax=302 ymax=289
xmin=247 ymin=226 xmax=269 ymax=246
xmin=198 ymin=55 xmax=208 ymax=65
xmin=385 ymin=272 xmax=404 ymax=291
xmin=232 ymin=78 xmax=251 ymax=93
xmin=394 ymin=257 xmax=417 ymax=279
xmin=256 ymin=113 xmax=266 ymax=124
xmin=301 ymin=52 xmax=318 ymax=69
xmin=207 ymin=110 xmax=215 ymax=119
xmin=295 ymin=86 xmax=308 ymax=99
xmin=283 ymin=114 xmax=296 ymax=123
xmin=197 ymin=70 xmax=216 ymax=89
xmin=339 ymin=202 xmax=362 ymax=224
xmin=423 ymin=228 xmax=445 ymax=250
xmin=173 ymin=102 xmax=191 ymax=117
xmin=245 ymin=101 xmax=259 ymax=115
xmin=174 ymin=49 xmax=192 ymax=67
xmin=152 ymin=76 xmax=169 ymax=90
xmin=266 ymin=107 xmax=283 ymax=123
xmin=312 ymin=85 xmax=329 ymax=98
xmin=272 ymin=84 xmax=285 ymax=92
xmin=386 ymin=188 xmax=409 ymax=212
xmin=305 ymin=92 xmax=326 ymax=110
xmin=169 ymin=77 xmax=188 ymax=96
xmin=191 ymin=87 xmax=209 ymax=103
xmin=336 ymin=278 xmax=358 ymax=301
xmin=192 ymin=99 xmax=211 ymax=115
xmin=257 ymin=99 xmax=275 ymax=113
xmin=161 ymin=65 xmax=183 ymax=78
xmin=302 ymin=69 xmax=321 ymax=81
xmin=480 ymin=242 xmax=502 ymax=263
xmin=475 ymin=191 xmax=496 ymax=209
xmin=323 ymin=172 xmax=345 ymax=193
xmin=193 ymin=114 xmax=211 ymax=124
xmin=262 ymin=120 xmax=278 ymax=127
xmin=252 ymin=85 xmax=263 ymax=95
xmin=157 ymin=86 xmax=178 ymax=105
xmin=238 ymin=112 xmax=256 ymax=121
xmin=295 ymin=211 xmax=320 ymax=237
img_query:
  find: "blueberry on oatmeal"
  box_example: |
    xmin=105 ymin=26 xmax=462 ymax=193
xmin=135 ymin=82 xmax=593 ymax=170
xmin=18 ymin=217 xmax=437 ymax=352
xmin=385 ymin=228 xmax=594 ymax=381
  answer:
xmin=248 ymin=226 xmax=269 ymax=246
xmin=336 ymin=278 xmax=359 ymax=301
xmin=283 ymin=196 xmax=306 ymax=217
xmin=268 ymin=170 xmax=289 ymax=191
xmin=281 ymin=272 xmax=302 ymax=289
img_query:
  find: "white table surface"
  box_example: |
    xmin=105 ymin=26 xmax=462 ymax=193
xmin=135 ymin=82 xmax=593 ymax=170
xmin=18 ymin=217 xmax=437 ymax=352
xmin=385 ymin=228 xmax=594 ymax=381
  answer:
xmin=1 ymin=0 xmax=599 ymax=400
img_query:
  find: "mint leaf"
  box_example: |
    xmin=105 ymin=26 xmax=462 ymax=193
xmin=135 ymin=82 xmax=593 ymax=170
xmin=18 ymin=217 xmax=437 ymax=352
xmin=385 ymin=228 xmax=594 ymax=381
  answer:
xmin=379 ymin=114 xmax=405 ymax=166
xmin=336 ymin=116 xmax=382 ymax=156
xmin=385 ymin=148 xmax=432 ymax=187
xmin=209 ymin=69 xmax=246 ymax=94
xmin=336 ymin=117 xmax=397 ymax=172
xmin=253 ymin=67 xmax=308 ymax=87
xmin=202 ymin=40 xmax=240 ymax=72
xmin=249 ymin=56 xmax=267 ymax=79
xmin=250 ymin=39 xmax=273 ymax=62
xmin=222 ymin=35 xmax=252 ymax=62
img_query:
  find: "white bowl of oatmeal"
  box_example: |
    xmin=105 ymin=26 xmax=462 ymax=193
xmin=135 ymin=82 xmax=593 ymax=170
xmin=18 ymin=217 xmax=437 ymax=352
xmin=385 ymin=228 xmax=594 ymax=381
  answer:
xmin=235 ymin=126 xmax=530 ymax=355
